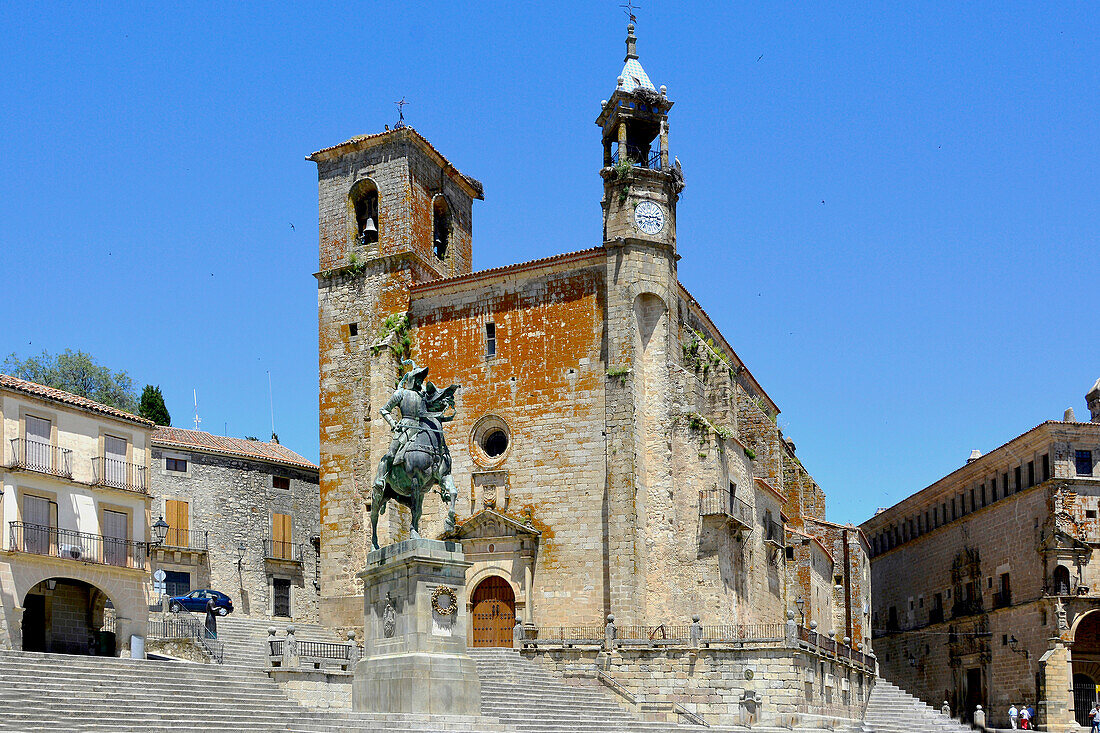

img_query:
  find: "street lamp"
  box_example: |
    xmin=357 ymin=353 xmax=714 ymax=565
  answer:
xmin=795 ymin=597 xmax=805 ymax=624
xmin=237 ymin=542 xmax=247 ymax=571
xmin=151 ymin=516 xmax=169 ymax=546
xmin=1008 ymin=635 xmax=1030 ymax=660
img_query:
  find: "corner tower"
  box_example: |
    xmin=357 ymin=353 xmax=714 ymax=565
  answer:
xmin=598 ymin=22 xmax=684 ymax=625
xmin=308 ymin=127 xmax=483 ymax=628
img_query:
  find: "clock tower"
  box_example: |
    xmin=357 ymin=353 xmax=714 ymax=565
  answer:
xmin=597 ymin=22 xmax=683 ymax=249
xmin=598 ymin=21 xmax=685 ymax=625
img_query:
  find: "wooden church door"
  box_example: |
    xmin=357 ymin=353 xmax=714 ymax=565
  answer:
xmin=471 ymin=576 xmax=515 ymax=647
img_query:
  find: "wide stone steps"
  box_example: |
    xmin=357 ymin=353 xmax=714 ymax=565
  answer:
xmin=0 ymin=649 xmax=515 ymax=733
xmin=203 ymin=615 xmax=343 ymax=667
xmin=469 ymin=647 xmax=750 ymax=732
xmin=862 ymin=678 xmax=975 ymax=733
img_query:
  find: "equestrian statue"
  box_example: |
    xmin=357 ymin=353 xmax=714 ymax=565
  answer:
xmin=371 ymin=361 xmax=460 ymax=550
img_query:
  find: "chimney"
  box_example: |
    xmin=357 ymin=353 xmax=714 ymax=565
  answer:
xmin=1087 ymin=378 xmax=1100 ymax=423
xmin=1066 ymin=408 xmax=1077 ymax=423
xmin=967 ymin=449 xmax=982 ymax=464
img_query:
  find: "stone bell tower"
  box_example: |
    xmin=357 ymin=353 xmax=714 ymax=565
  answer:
xmin=597 ymin=22 xmax=682 ymax=248
xmin=598 ymin=22 xmax=684 ymax=625
xmin=309 ymin=126 xmax=483 ymax=628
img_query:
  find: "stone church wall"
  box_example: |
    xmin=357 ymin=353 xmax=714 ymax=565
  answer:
xmin=409 ymin=254 xmax=608 ymax=626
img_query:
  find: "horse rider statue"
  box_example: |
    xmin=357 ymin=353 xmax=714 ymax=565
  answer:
xmin=371 ymin=360 xmax=460 ymax=549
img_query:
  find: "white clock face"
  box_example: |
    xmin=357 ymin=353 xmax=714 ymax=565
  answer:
xmin=634 ymin=200 xmax=665 ymax=235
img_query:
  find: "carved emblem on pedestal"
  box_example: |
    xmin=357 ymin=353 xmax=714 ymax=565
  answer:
xmin=383 ymin=596 xmax=397 ymax=638
xmin=431 ymin=585 xmax=458 ymax=616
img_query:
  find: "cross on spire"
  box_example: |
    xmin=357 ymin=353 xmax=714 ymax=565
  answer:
xmin=619 ymin=0 xmax=639 ymax=24
xmin=394 ymin=97 xmax=409 ymax=128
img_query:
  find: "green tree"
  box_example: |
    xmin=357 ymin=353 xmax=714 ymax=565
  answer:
xmin=2 ymin=349 xmax=139 ymax=413
xmin=139 ymin=385 xmax=171 ymax=426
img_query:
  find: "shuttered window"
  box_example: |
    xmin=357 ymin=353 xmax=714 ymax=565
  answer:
xmin=272 ymin=513 xmax=292 ymax=560
xmin=166 ymin=499 xmax=189 ymax=547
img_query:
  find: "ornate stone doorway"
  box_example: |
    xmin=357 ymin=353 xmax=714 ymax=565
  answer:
xmin=471 ymin=576 xmax=515 ymax=647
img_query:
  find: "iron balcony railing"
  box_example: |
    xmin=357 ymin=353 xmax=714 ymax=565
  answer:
xmin=162 ymin=528 xmax=208 ymax=552
xmin=699 ymin=488 xmax=753 ymax=530
xmin=611 ymin=144 xmax=663 ymax=170
xmin=764 ymin=518 xmax=785 ymax=546
xmin=263 ymin=539 xmax=303 ymax=563
xmin=951 ymin=599 xmax=984 ymax=618
xmin=699 ymin=623 xmax=785 ymax=647
xmin=9 ymin=522 xmax=146 ymax=569
xmin=91 ymin=456 xmax=147 ymax=494
xmin=8 ymin=438 xmax=72 ymax=478
xmin=992 ymin=590 xmax=1012 ymax=609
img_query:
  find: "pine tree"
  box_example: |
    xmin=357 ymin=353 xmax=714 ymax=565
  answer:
xmin=139 ymin=385 xmax=171 ymax=426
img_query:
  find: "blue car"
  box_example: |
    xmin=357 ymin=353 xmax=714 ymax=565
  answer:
xmin=168 ymin=589 xmax=234 ymax=616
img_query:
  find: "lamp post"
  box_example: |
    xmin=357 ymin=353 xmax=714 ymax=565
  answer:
xmin=237 ymin=542 xmax=247 ymax=572
xmin=151 ymin=516 xmax=169 ymax=547
xmin=795 ymin=597 xmax=805 ymax=625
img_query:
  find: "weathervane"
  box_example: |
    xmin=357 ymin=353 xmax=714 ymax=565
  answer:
xmin=619 ymin=0 xmax=639 ymax=24
xmin=394 ymin=97 xmax=409 ymax=128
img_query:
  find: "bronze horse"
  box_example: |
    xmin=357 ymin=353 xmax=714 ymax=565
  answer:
xmin=371 ymin=380 xmax=459 ymax=550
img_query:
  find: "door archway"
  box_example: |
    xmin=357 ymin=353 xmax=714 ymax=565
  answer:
xmin=22 ymin=578 xmax=115 ymax=656
xmin=470 ymin=576 xmax=515 ymax=648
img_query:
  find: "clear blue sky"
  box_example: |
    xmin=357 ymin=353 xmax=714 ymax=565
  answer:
xmin=2 ymin=3 xmax=1097 ymax=527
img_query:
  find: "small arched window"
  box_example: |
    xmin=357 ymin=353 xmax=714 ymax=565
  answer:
xmin=1053 ymin=565 xmax=1071 ymax=596
xmin=350 ymin=178 xmax=379 ymax=245
xmin=432 ymin=195 xmax=450 ymax=259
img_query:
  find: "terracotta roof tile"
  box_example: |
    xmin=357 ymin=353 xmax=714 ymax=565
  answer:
xmin=0 ymin=374 xmax=153 ymax=427
xmin=152 ymin=426 xmax=318 ymax=471
xmin=410 ymin=247 xmax=605 ymax=293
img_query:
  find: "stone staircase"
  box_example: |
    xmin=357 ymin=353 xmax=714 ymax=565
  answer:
xmin=0 ymin=649 xmax=510 ymax=732
xmin=208 ymin=614 xmax=343 ymax=667
xmin=470 ymin=646 xmax=762 ymax=732
xmin=861 ymin=678 xmax=976 ymax=733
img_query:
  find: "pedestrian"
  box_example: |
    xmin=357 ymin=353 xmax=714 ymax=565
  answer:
xmin=1089 ymin=702 xmax=1099 ymax=733
xmin=1027 ymin=703 xmax=1035 ymax=729
xmin=204 ymin=595 xmax=218 ymax=639
xmin=1008 ymin=703 xmax=1018 ymax=730
xmin=1020 ymin=703 xmax=1031 ymax=730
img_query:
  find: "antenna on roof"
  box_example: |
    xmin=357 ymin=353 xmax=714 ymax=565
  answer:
xmin=267 ymin=370 xmax=277 ymax=443
xmin=394 ymin=97 xmax=409 ymax=129
xmin=193 ymin=389 xmax=201 ymax=431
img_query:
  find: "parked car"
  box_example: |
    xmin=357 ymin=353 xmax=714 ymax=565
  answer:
xmin=168 ymin=589 xmax=234 ymax=616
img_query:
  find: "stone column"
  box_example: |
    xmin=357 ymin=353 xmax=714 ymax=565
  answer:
xmin=353 ymin=538 xmax=479 ymax=716
xmin=114 ymin=616 xmax=132 ymax=658
xmin=524 ymin=564 xmax=534 ymax=626
xmin=1039 ymin=639 xmax=1076 ymax=732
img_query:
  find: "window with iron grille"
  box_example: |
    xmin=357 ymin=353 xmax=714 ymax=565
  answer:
xmin=1077 ymin=450 xmax=1094 ymax=476
xmin=165 ymin=571 xmax=191 ymax=598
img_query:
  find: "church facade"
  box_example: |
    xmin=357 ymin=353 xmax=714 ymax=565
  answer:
xmin=311 ymin=24 xmax=871 ymax=652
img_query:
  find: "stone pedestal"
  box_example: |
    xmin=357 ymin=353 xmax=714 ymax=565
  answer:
xmin=353 ymin=538 xmax=480 ymax=716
